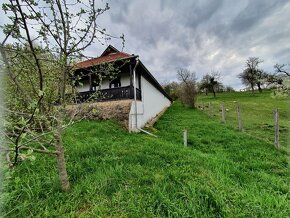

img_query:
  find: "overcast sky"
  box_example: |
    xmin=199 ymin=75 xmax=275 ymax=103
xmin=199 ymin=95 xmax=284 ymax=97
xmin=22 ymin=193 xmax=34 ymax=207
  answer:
xmin=1 ymin=0 xmax=290 ymax=89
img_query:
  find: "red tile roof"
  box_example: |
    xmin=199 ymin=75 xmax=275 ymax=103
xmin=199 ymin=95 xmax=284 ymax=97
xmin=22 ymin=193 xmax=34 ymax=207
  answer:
xmin=75 ymin=52 xmax=133 ymax=69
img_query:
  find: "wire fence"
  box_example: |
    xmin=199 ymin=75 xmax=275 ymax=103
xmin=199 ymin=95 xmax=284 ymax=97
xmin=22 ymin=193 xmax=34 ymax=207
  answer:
xmin=194 ymin=100 xmax=289 ymax=150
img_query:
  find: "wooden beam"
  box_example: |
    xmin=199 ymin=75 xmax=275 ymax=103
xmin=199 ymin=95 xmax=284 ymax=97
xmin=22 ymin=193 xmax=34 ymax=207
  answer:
xmin=129 ymin=63 xmax=133 ymax=87
xmin=129 ymin=62 xmax=134 ymax=99
xmin=138 ymin=71 xmax=141 ymax=90
xmin=89 ymin=73 xmax=92 ymax=91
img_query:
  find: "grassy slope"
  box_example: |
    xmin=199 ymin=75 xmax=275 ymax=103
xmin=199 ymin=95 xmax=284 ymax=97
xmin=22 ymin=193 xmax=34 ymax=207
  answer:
xmin=197 ymin=90 xmax=290 ymax=149
xmin=2 ymin=101 xmax=290 ymax=217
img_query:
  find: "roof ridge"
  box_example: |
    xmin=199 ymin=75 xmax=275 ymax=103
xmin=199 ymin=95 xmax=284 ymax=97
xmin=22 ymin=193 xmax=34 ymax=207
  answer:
xmin=75 ymin=52 xmax=134 ymax=69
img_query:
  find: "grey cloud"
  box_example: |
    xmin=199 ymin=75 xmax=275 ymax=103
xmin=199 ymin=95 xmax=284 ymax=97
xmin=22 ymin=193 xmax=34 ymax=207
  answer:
xmin=109 ymin=0 xmax=132 ymax=24
xmin=230 ymin=0 xmax=287 ymax=33
xmin=1 ymin=0 xmax=289 ymax=90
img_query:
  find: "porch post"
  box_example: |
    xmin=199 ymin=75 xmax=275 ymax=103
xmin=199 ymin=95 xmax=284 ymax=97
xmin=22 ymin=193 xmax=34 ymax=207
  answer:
xmin=89 ymin=73 xmax=92 ymax=91
xmin=138 ymin=71 xmax=141 ymax=90
xmin=129 ymin=62 xmax=134 ymax=98
xmin=138 ymin=71 xmax=142 ymax=101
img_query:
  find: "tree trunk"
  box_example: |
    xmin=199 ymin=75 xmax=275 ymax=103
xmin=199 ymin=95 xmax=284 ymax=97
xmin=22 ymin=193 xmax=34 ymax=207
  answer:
xmin=251 ymin=84 xmax=255 ymax=94
xmin=213 ymin=88 xmax=216 ymax=98
xmin=257 ymin=82 xmax=262 ymax=93
xmin=54 ymin=111 xmax=70 ymax=192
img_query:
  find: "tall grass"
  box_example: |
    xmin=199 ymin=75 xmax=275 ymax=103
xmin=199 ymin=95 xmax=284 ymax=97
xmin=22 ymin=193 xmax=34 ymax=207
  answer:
xmin=2 ymin=100 xmax=290 ymax=217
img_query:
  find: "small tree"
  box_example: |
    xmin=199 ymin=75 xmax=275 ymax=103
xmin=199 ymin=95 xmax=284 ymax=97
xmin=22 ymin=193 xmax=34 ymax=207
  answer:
xmin=199 ymin=71 xmax=220 ymax=97
xmin=199 ymin=74 xmax=210 ymax=95
xmin=177 ymin=68 xmax=197 ymax=108
xmin=1 ymin=0 xmax=123 ymax=192
xmin=238 ymin=57 xmax=264 ymax=93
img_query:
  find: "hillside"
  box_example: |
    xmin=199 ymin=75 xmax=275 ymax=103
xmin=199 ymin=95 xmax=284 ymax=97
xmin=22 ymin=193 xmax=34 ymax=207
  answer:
xmin=2 ymin=99 xmax=290 ymax=217
xmin=197 ymin=90 xmax=289 ymax=149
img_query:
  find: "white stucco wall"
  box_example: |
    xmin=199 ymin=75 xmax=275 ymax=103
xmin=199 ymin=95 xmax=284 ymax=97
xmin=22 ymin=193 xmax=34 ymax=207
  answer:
xmin=76 ymin=73 xmax=132 ymax=91
xmin=77 ymin=79 xmax=91 ymax=92
xmin=99 ymin=74 xmax=131 ymax=89
xmin=129 ymin=75 xmax=171 ymax=131
xmin=100 ymin=79 xmax=110 ymax=89
xmin=121 ymin=74 xmax=131 ymax=87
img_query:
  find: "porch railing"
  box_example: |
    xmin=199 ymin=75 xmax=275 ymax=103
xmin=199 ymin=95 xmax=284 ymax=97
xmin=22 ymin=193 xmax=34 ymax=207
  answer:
xmin=74 ymin=86 xmax=141 ymax=103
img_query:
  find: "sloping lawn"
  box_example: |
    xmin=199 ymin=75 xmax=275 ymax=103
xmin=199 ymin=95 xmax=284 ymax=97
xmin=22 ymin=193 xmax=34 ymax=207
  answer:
xmin=2 ymin=102 xmax=290 ymax=217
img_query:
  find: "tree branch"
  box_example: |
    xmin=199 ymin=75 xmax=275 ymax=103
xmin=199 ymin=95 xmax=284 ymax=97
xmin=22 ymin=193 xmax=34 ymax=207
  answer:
xmin=15 ymin=0 xmax=44 ymax=92
xmin=19 ymin=146 xmax=59 ymax=155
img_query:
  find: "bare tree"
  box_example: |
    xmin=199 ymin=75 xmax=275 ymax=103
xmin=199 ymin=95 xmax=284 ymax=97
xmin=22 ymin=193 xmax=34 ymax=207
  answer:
xmin=177 ymin=68 xmax=197 ymax=108
xmin=238 ymin=57 xmax=263 ymax=93
xmin=1 ymin=0 xmax=123 ymax=191
xmin=274 ymin=64 xmax=290 ymax=76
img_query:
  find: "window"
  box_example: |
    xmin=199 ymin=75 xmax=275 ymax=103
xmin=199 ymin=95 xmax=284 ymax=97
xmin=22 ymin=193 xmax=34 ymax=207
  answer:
xmin=109 ymin=76 xmax=121 ymax=88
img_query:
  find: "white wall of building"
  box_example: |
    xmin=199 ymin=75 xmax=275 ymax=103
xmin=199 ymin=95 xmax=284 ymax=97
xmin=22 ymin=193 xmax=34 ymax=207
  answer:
xmin=129 ymin=75 xmax=171 ymax=131
xmin=77 ymin=79 xmax=91 ymax=92
xmin=76 ymin=73 xmax=132 ymax=91
xmin=121 ymin=74 xmax=131 ymax=87
xmin=100 ymin=79 xmax=110 ymax=89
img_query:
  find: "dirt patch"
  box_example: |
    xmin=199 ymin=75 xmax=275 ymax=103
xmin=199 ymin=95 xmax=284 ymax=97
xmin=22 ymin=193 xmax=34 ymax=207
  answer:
xmin=66 ymin=100 xmax=132 ymax=129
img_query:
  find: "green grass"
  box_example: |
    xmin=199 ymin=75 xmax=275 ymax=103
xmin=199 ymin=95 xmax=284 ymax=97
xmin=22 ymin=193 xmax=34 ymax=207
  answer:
xmin=2 ymin=100 xmax=290 ymax=217
xmin=197 ymin=90 xmax=290 ymax=149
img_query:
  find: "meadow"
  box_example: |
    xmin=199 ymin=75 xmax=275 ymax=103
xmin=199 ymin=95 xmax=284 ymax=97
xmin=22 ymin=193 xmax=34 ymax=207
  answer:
xmin=1 ymin=92 xmax=290 ymax=217
xmin=197 ymin=90 xmax=289 ymax=150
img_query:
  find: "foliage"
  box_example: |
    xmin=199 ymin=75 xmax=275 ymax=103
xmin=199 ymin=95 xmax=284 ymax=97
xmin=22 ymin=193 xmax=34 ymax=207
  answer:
xmin=1 ymin=0 xmax=124 ymax=191
xmin=267 ymin=64 xmax=290 ymax=98
xmin=238 ymin=57 xmax=266 ymax=93
xmin=2 ymin=101 xmax=289 ymax=217
xmin=162 ymin=81 xmax=180 ymax=100
xmin=3 ymin=45 xmax=60 ymax=113
xmin=199 ymin=71 xmax=221 ymax=97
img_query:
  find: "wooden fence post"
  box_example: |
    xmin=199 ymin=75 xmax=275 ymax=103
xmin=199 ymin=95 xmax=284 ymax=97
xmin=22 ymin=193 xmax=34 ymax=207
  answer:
xmin=237 ymin=102 xmax=242 ymax=131
xmin=221 ymin=103 xmax=225 ymax=123
xmin=208 ymin=102 xmax=212 ymax=118
xmin=183 ymin=128 xmax=187 ymax=147
xmin=274 ymin=109 xmax=280 ymax=149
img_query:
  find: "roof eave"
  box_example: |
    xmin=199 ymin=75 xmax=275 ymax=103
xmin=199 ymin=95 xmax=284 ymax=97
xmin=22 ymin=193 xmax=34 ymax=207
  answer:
xmin=74 ymin=55 xmax=138 ymax=70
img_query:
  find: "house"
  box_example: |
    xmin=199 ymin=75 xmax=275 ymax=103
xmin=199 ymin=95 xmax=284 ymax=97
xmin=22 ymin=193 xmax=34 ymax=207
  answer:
xmin=73 ymin=45 xmax=172 ymax=132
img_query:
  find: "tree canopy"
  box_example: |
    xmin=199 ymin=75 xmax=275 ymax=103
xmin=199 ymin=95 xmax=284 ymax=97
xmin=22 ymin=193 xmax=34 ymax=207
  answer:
xmin=238 ymin=57 xmax=265 ymax=93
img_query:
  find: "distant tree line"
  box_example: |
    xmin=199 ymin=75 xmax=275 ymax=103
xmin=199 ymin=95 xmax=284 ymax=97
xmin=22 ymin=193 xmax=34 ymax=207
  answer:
xmin=163 ymin=68 xmax=234 ymax=108
xmin=163 ymin=57 xmax=289 ymax=108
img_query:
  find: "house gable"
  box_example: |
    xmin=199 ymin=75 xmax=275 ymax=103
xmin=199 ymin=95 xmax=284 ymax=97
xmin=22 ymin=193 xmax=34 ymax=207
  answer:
xmin=100 ymin=45 xmax=119 ymax=57
xmin=75 ymin=45 xmax=134 ymax=69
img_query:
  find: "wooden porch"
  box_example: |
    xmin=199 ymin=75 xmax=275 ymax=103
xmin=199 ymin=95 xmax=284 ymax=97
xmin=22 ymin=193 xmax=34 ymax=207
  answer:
xmin=74 ymin=85 xmax=141 ymax=103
